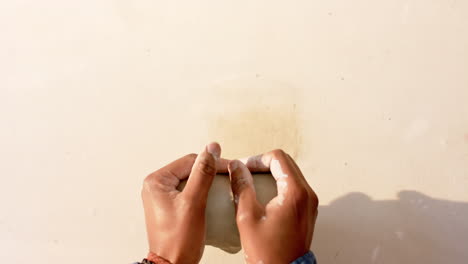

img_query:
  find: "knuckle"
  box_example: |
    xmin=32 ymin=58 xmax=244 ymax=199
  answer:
xmin=271 ymin=148 xmax=287 ymax=157
xmin=309 ymin=190 xmax=319 ymax=208
xmin=232 ymin=177 xmax=249 ymax=192
xmin=143 ymin=172 xmax=175 ymax=193
xmin=143 ymin=174 xmax=158 ymax=189
xmin=302 ymin=187 xmax=319 ymax=210
xmin=236 ymin=210 xmax=255 ymax=223
xmin=197 ymin=158 xmax=216 ymax=176
xmin=185 ymin=153 xmax=197 ymax=161
xmin=294 ymin=187 xmax=310 ymax=203
xmin=180 ymin=194 xmax=206 ymax=210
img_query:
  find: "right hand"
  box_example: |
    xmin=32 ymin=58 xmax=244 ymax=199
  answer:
xmin=228 ymin=149 xmax=319 ymax=264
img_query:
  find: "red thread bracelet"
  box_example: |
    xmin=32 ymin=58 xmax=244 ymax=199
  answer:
xmin=147 ymin=252 xmax=172 ymax=264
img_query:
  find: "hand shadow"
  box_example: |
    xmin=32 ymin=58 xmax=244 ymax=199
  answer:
xmin=313 ymin=191 xmax=468 ymax=263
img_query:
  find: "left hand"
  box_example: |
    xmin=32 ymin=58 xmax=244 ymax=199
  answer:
xmin=141 ymin=142 xmax=227 ymax=264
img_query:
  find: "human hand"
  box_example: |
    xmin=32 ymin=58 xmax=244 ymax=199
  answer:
xmin=228 ymin=149 xmax=319 ymax=264
xmin=141 ymin=142 xmax=228 ymax=264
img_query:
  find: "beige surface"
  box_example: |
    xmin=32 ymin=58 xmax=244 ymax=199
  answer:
xmin=1 ymin=0 xmax=468 ymax=263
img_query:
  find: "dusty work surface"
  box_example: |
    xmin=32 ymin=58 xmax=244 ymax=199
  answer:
xmin=1 ymin=0 xmax=468 ymax=263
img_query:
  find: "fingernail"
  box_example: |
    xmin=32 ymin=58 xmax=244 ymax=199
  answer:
xmin=229 ymin=160 xmax=239 ymax=172
xmin=206 ymin=142 xmax=221 ymax=160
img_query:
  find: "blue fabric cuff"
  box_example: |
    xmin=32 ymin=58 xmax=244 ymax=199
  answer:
xmin=291 ymin=251 xmax=317 ymax=264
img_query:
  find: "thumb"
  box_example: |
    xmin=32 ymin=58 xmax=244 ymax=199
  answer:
xmin=184 ymin=142 xmax=221 ymax=201
xmin=228 ymin=160 xmax=262 ymax=223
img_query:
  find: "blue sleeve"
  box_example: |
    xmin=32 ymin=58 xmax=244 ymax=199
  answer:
xmin=291 ymin=251 xmax=317 ymax=264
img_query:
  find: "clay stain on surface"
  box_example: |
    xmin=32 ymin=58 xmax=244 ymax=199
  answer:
xmin=206 ymin=78 xmax=303 ymax=159
xmin=210 ymin=106 xmax=302 ymax=159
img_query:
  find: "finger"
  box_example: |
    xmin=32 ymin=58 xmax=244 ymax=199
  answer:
xmin=228 ymin=160 xmax=263 ymax=222
xmin=183 ymin=142 xmax=221 ymax=201
xmin=239 ymin=154 xmax=270 ymax=172
xmin=239 ymin=150 xmax=306 ymax=207
xmin=286 ymin=154 xmax=309 ymax=189
xmin=217 ymin=158 xmax=231 ymax=173
xmin=143 ymin=153 xmax=197 ymax=193
xmin=286 ymin=154 xmax=318 ymax=199
xmin=243 ymin=149 xmax=304 ymax=191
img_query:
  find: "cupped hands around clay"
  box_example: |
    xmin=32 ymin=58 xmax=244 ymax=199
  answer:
xmin=177 ymin=173 xmax=277 ymax=253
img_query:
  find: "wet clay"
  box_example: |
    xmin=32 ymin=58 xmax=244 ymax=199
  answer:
xmin=177 ymin=173 xmax=277 ymax=253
